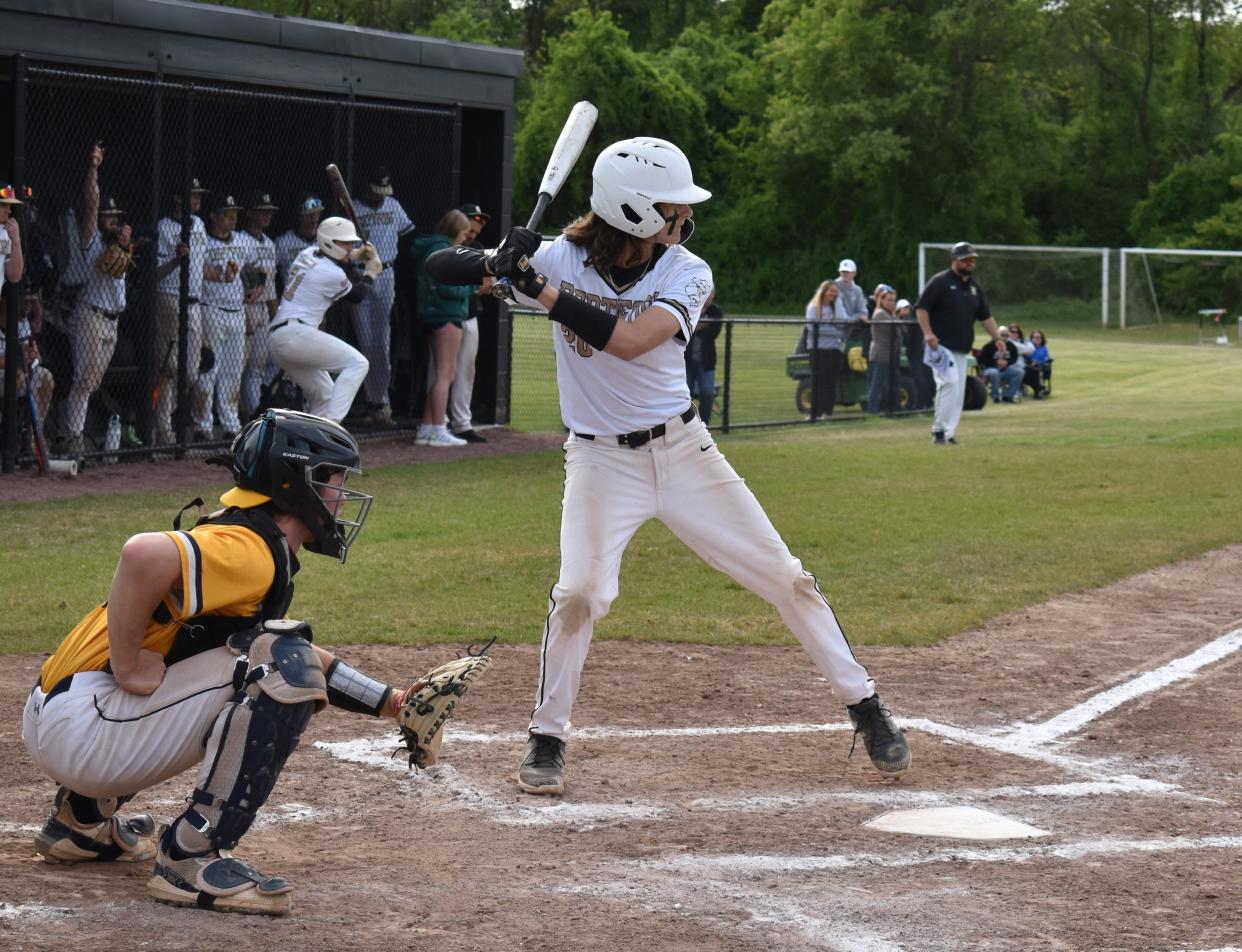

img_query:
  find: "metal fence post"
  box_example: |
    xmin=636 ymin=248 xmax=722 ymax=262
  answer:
xmin=721 ymin=319 xmax=732 ymax=434
xmin=3 ymin=54 xmax=29 ymax=474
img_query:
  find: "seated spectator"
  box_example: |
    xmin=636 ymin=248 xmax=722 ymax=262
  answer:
xmin=866 ymin=284 xmax=900 ymax=413
xmin=411 ymin=209 xmax=474 ymax=447
xmin=1030 ymin=329 xmax=1052 ymax=395
xmin=803 ymin=280 xmax=848 ymax=417
xmin=978 ymin=327 xmax=1023 ymax=403
xmin=686 ymin=290 xmax=723 ymax=425
xmin=1007 ymin=322 xmax=1046 ymax=400
xmin=0 ymin=284 xmax=55 ymax=435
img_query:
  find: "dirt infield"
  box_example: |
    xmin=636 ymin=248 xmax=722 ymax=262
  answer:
xmin=2 ymin=544 xmax=1241 ymax=951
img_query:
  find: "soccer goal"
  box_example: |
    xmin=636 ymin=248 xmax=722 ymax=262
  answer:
xmin=918 ymin=243 xmax=1110 ymax=327
xmin=1119 ymin=247 xmax=1242 ymax=331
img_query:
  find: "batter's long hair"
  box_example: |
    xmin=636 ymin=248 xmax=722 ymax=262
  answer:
xmin=563 ymin=211 xmax=648 ymax=269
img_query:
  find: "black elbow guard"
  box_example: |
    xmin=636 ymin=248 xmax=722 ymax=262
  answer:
xmin=325 ymin=658 xmax=393 ymax=717
xmin=549 ymin=292 xmax=618 ymax=352
xmin=426 ymin=245 xmax=489 ymax=284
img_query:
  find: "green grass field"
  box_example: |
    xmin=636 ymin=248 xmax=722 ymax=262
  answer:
xmin=3 ymin=323 xmax=1240 ymax=655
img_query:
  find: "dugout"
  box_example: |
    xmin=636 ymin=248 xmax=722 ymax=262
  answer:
xmin=0 ymin=0 xmax=523 ymax=471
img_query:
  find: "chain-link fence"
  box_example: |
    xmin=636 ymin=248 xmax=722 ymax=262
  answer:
xmin=508 ymin=313 xmax=933 ymax=433
xmin=5 ymin=61 xmax=459 ymax=468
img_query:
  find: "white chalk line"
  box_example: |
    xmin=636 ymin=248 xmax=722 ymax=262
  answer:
xmin=1007 ymin=625 xmax=1242 ymax=747
xmin=0 ymin=902 xmax=73 ymax=922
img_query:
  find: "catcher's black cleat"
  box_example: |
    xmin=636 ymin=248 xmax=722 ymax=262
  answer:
xmin=517 ymin=733 xmax=566 ymax=795
xmin=847 ymin=694 xmax=911 ymax=779
xmin=34 ymin=787 xmax=157 ymax=865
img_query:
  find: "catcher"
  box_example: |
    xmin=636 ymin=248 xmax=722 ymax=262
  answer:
xmin=21 ymin=409 xmax=491 ymax=916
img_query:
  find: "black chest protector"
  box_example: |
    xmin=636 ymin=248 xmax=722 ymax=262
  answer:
xmin=158 ymin=500 xmax=299 ymax=666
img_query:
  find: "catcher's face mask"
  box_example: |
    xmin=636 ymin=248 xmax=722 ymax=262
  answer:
xmin=308 ymin=464 xmax=372 ymax=563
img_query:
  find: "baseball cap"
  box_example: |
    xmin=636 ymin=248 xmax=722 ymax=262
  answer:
xmin=298 ymin=195 xmax=325 ymax=215
xmin=459 ymin=203 xmax=490 ymax=224
xmin=896 ymin=298 xmax=911 ymax=310
xmin=367 ymin=167 xmax=394 ymax=196
xmin=246 ymin=190 xmax=279 ymax=211
xmin=0 ymin=182 xmax=24 ymax=205
xmin=951 ymin=241 xmax=978 ymax=260
xmin=208 ymin=192 xmax=242 ymax=214
xmin=190 ymin=178 xmax=210 ymax=194
xmin=98 ymin=195 xmax=125 ymax=217
xmin=838 ymin=258 xmax=857 ymax=273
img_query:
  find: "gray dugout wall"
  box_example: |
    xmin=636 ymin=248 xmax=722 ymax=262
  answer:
xmin=0 ymin=0 xmax=522 ymax=465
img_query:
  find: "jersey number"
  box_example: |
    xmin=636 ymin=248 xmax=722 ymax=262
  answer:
xmin=283 ymin=270 xmax=305 ymax=301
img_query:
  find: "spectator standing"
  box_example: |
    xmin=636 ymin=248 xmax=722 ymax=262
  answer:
xmin=803 ymin=280 xmax=850 ymax=416
xmin=685 ymin=289 xmax=723 ymax=425
xmin=63 ymin=143 xmax=134 ymax=458
xmin=237 ymin=191 xmax=280 ymax=420
xmin=979 ymin=326 xmax=1023 ymax=403
xmin=914 ymin=241 xmax=1001 ymax=444
xmin=350 ymin=167 xmax=415 ymax=425
xmin=267 ymin=218 xmax=378 ymax=423
xmin=834 ymin=258 xmax=868 ymax=325
xmin=447 ymin=202 xmax=492 ymax=443
xmin=411 ymin=209 xmax=473 ymax=447
xmin=866 ymin=284 xmax=900 ymax=413
xmin=898 ymin=298 xmax=933 ymax=410
xmin=0 ymin=181 xmax=26 ymax=284
xmin=152 ymin=180 xmax=208 ymax=446
xmin=196 ymin=193 xmax=253 ymax=440
xmin=274 ymin=196 xmax=323 ymax=287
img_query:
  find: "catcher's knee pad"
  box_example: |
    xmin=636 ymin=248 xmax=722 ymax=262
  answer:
xmin=174 ymin=632 xmax=326 ymax=854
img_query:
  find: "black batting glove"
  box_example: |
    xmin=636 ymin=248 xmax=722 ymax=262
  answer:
xmin=486 ymin=226 xmax=542 ymax=277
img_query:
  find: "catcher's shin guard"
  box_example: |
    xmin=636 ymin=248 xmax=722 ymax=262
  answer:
xmin=34 ymin=787 xmax=156 ymax=864
xmin=149 ymin=632 xmax=325 ymax=915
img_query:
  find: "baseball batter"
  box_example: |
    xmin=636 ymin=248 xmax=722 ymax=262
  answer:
xmin=350 ymin=168 xmax=415 ymax=423
xmin=268 ymin=217 xmax=380 ymax=422
xmin=427 ymin=136 xmax=910 ymax=794
xmin=22 ymin=409 xmax=438 ymax=915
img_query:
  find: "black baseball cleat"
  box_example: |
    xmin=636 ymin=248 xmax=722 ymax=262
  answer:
xmin=454 ymin=429 xmax=488 ymax=444
xmin=932 ymin=431 xmax=946 ymax=445
xmin=847 ymin=694 xmax=911 ymax=778
xmin=517 ymin=733 xmax=566 ymax=795
xmin=946 ymin=436 xmax=960 ymax=445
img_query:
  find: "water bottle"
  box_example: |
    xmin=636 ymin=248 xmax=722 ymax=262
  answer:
xmin=104 ymin=414 xmax=121 ymax=464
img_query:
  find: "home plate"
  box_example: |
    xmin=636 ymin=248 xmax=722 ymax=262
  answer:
xmin=863 ymin=806 xmax=1049 ymax=840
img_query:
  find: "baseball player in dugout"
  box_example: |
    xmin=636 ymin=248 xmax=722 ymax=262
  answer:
xmin=267 ymin=216 xmax=380 ymax=422
xmin=426 ymin=136 xmax=911 ymax=794
xmin=238 ymin=191 xmax=280 ymax=419
xmin=0 ymin=180 xmax=26 ymax=285
xmin=63 ymin=142 xmax=134 ymax=458
xmin=153 ymin=178 xmax=209 ymax=446
xmin=915 ymin=241 xmax=1002 ymax=445
xmin=349 ymin=166 xmax=415 ymax=425
xmin=21 ymin=409 xmax=437 ymax=915
xmin=274 ymin=195 xmax=324 ymax=287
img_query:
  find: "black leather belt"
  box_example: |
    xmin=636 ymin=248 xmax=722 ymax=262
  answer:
xmin=576 ymin=406 xmax=696 ymax=448
xmin=88 ymin=305 xmax=121 ymax=320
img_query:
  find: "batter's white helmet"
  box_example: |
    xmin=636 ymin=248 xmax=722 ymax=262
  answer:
xmin=317 ymin=216 xmax=361 ymax=261
xmin=590 ymin=137 xmax=712 ymax=238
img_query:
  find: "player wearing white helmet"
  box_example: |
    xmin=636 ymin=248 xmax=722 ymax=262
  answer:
xmin=427 ymin=136 xmax=911 ymax=794
xmin=266 ymin=216 xmax=381 ymax=423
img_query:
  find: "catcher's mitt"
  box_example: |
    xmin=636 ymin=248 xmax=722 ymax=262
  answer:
xmin=95 ymin=243 xmax=134 ymax=279
xmin=397 ymin=638 xmax=495 ymax=768
xmin=240 ymin=263 xmax=267 ymax=291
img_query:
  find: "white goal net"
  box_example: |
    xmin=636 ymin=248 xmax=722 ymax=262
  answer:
xmin=918 ymin=243 xmax=1110 ymax=328
xmin=1119 ymin=247 xmax=1242 ymax=330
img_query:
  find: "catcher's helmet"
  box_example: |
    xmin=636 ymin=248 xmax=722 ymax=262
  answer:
xmin=590 ymin=137 xmax=711 ymax=238
xmin=951 ymin=241 xmax=978 ymax=260
xmin=316 ymin=216 xmax=361 ymax=261
xmin=220 ymin=409 xmax=372 ymax=563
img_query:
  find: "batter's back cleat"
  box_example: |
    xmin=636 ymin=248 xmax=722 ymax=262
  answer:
xmin=34 ymin=787 xmax=157 ymax=864
xmin=847 ymin=694 xmax=911 ymax=779
xmin=148 ymin=824 xmax=292 ymax=916
xmin=517 ymin=732 xmax=566 ymax=795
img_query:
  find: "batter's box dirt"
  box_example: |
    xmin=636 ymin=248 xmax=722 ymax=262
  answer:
xmin=2 ymin=546 xmax=1242 ymax=951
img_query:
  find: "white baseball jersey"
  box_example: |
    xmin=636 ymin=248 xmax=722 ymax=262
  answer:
xmin=273 ymin=247 xmax=352 ymax=328
xmin=237 ymin=230 xmax=278 ymax=302
xmin=79 ymin=233 xmax=126 ymax=312
xmin=201 ymin=232 xmax=254 ymax=310
xmin=0 ymin=228 xmax=10 ymax=282
xmin=0 ymin=317 xmax=31 ymax=358
xmin=156 ymin=215 xmax=207 ymax=297
xmin=354 ymin=197 xmax=413 ymax=264
xmin=524 ymin=236 xmax=713 ymax=435
xmin=275 ymin=230 xmax=315 ymax=284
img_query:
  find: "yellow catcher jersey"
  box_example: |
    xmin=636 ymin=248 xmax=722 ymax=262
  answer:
xmin=39 ymin=522 xmax=275 ymax=690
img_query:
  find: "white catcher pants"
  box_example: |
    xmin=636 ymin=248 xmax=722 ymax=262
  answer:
xmin=22 ymin=648 xmax=238 ymax=799
xmin=529 ymin=412 xmax=875 ymax=741
xmin=269 ymin=320 xmax=369 ymax=423
xmin=932 ymin=349 xmax=969 ymax=439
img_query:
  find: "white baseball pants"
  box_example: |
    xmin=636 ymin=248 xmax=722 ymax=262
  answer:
xmin=195 ymin=305 xmax=246 ymax=433
xmin=449 ymin=316 xmax=479 ymax=432
xmin=65 ymin=303 xmax=119 ymax=437
xmin=350 ymin=268 xmax=394 ymax=406
xmin=22 ymin=648 xmax=237 ymax=799
xmin=153 ymin=294 xmax=202 ymax=443
xmin=529 ymin=412 xmax=875 ymax=741
xmin=269 ymin=321 xmax=369 ymax=423
xmin=932 ymin=349 xmax=970 ymax=439
xmin=242 ymin=301 xmax=271 ymax=417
